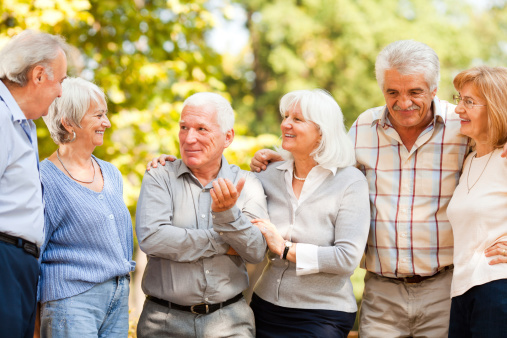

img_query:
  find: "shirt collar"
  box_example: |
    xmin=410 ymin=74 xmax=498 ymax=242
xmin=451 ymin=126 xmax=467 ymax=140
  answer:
xmin=0 ymin=80 xmax=27 ymax=122
xmin=372 ymin=96 xmax=446 ymax=128
xmin=275 ymin=159 xmax=337 ymax=176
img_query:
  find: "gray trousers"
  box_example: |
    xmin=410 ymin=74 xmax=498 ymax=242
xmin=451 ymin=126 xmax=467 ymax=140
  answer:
xmin=137 ymin=297 xmax=255 ymax=338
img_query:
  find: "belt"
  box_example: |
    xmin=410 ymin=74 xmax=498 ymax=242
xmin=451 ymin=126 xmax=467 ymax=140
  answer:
xmin=394 ymin=265 xmax=453 ymax=284
xmin=147 ymin=293 xmax=243 ymax=315
xmin=0 ymin=232 xmax=39 ymax=258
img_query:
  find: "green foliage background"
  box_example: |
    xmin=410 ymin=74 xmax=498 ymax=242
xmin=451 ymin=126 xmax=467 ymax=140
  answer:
xmin=2 ymin=0 xmax=506 ymax=221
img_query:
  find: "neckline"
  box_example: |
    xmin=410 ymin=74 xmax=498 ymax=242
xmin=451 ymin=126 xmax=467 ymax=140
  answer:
xmin=44 ymin=155 xmax=105 ymax=194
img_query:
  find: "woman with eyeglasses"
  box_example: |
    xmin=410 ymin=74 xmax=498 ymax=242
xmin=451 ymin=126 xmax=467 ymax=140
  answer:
xmin=446 ymin=66 xmax=507 ymax=337
xmin=37 ymin=77 xmax=135 ymax=337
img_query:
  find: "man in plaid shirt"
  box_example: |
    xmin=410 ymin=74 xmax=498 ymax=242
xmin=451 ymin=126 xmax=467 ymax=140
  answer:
xmin=250 ymin=40 xmax=507 ymax=336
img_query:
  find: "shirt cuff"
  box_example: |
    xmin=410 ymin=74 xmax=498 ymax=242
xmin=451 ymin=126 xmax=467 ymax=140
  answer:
xmin=296 ymin=243 xmax=319 ymax=276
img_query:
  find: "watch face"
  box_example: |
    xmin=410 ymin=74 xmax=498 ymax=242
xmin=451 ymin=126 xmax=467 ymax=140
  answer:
xmin=285 ymin=241 xmax=293 ymax=248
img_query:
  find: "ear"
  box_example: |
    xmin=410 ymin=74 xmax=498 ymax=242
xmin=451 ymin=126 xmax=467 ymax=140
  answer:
xmin=224 ymin=129 xmax=235 ymax=148
xmin=61 ymin=117 xmax=73 ymax=134
xmin=431 ymin=87 xmax=438 ymax=99
xmin=31 ymin=65 xmax=45 ymax=85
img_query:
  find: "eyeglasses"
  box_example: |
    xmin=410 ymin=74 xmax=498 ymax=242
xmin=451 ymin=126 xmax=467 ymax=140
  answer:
xmin=453 ymin=95 xmax=486 ymax=109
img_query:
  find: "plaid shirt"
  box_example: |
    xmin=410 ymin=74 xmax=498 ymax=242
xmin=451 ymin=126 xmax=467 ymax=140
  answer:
xmin=349 ymin=98 xmax=470 ymax=277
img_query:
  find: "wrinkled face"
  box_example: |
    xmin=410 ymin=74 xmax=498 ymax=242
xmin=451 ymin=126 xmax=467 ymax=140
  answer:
xmin=38 ymin=49 xmax=67 ymax=119
xmin=75 ymin=99 xmax=111 ymax=147
xmin=455 ymin=83 xmax=489 ymax=143
xmin=280 ymin=104 xmax=321 ymax=158
xmin=383 ymin=68 xmax=437 ymax=132
xmin=179 ymin=105 xmax=233 ymax=171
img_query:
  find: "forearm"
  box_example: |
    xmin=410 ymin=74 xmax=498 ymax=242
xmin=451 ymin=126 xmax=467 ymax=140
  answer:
xmin=213 ymin=206 xmax=267 ymax=263
xmin=138 ymin=225 xmax=230 ymax=262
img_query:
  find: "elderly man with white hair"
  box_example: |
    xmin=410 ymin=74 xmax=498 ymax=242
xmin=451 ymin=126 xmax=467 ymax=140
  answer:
xmin=0 ymin=30 xmax=68 ymax=337
xmin=136 ymin=92 xmax=268 ymax=337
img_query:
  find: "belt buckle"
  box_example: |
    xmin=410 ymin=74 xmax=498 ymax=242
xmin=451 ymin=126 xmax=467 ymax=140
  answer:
xmin=190 ymin=303 xmax=209 ymax=314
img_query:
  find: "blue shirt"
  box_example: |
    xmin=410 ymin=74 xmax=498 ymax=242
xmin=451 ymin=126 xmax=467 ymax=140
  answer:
xmin=0 ymin=80 xmax=44 ymax=245
xmin=38 ymin=156 xmax=135 ymax=303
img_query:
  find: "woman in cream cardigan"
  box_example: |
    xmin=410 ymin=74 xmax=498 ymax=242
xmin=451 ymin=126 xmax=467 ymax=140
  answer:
xmin=250 ymin=89 xmax=370 ymax=337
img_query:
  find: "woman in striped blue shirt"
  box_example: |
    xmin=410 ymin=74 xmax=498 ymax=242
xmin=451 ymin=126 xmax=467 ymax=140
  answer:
xmin=37 ymin=77 xmax=135 ymax=337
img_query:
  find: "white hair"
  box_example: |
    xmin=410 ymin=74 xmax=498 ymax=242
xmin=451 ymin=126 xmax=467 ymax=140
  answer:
xmin=278 ymin=89 xmax=355 ymax=169
xmin=43 ymin=77 xmax=106 ymax=144
xmin=0 ymin=30 xmax=68 ymax=86
xmin=182 ymin=92 xmax=234 ymax=133
xmin=375 ymin=40 xmax=440 ymax=92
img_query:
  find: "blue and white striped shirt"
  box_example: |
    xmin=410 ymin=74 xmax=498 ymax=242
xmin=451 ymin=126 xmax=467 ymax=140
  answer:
xmin=38 ymin=156 xmax=135 ymax=303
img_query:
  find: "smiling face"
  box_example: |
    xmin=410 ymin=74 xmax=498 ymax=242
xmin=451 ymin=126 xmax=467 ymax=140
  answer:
xmin=383 ymin=68 xmax=437 ymax=133
xmin=280 ymin=103 xmax=321 ymax=159
xmin=179 ymin=104 xmax=233 ymax=172
xmin=75 ymin=99 xmax=111 ymax=147
xmin=455 ymin=82 xmax=489 ymax=144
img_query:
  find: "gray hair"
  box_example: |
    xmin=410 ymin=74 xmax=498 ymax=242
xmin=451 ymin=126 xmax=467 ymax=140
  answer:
xmin=182 ymin=92 xmax=234 ymax=133
xmin=375 ymin=40 xmax=440 ymax=92
xmin=278 ymin=89 xmax=356 ymax=169
xmin=43 ymin=77 xmax=106 ymax=144
xmin=0 ymin=30 xmax=68 ymax=86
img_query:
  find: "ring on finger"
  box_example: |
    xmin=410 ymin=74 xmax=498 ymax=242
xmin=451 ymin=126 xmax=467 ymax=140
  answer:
xmin=502 ymin=249 xmax=506 ymax=256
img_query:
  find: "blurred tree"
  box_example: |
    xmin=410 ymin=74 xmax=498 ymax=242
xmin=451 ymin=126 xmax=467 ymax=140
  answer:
xmin=0 ymin=0 xmax=278 ymax=215
xmin=228 ymin=0 xmax=507 ymax=134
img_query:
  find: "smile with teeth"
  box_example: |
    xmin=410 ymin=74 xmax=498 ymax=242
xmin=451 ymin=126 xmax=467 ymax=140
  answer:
xmin=460 ymin=118 xmax=471 ymax=122
xmin=96 ymin=131 xmax=104 ymax=134
xmin=284 ymin=134 xmax=295 ymax=138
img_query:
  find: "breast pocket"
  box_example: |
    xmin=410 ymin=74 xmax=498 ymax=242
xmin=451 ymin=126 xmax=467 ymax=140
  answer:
xmin=415 ymin=153 xmax=460 ymax=197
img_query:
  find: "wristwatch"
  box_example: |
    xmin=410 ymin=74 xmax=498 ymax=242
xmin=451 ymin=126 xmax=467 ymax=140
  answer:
xmin=282 ymin=240 xmax=293 ymax=260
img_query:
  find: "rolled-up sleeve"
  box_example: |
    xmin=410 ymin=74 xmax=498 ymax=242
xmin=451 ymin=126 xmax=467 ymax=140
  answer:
xmin=136 ymin=168 xmax=229 ymax=262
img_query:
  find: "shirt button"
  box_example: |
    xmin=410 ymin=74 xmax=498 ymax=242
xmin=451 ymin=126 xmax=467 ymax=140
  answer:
xmin=205 ymin=270 xmax=210 ymax=274
xmin=109 ymin=214 xmax=114 ymax=220
xmin=401 ymin=233 xmax=406 ymax=238
xmin=201 ymin=214 xmax=206 ymax=218
xmin=98 ymin=195 xmax=104 ymax=200
xmin=276 ymin=279 xmax=280 ymax=283
xmin=219 ymin=232 xmax=223 ymax=235
xmin=212 ymin=215 xmax=215 ymax=219
xmin=205 ymin=297 xmax=208 ymax=301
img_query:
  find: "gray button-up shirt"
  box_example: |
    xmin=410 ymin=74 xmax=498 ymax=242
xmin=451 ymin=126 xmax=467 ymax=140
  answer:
xmin=136 ymin=156 xmax=268 ymax=305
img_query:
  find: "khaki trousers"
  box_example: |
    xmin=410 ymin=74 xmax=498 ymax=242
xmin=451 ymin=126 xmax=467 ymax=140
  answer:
xmin=359 ymin=268 xmax=453 ymax=338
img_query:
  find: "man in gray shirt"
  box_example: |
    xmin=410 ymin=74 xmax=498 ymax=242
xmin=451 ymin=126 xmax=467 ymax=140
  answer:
xmin=136 ymin=92 xmax=268 ymax=338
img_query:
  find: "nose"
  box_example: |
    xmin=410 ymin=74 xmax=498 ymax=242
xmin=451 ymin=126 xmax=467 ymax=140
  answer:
xmin=185 ymin=128 xmax=198 ymax=143
xmin=102 ymin=116 xmax=111 ymax=128
xmin=281 ymin=117 xmax=292 ymax=130
xmin=455 ymin=101 xmax=465 ymax=114
xmin=397 ymin=94 xmax=413 ymax=109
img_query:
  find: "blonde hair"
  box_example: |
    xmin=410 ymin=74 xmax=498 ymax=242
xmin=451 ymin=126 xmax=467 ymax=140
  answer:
xmin=453 ymin=66 xmax=507 ymax=148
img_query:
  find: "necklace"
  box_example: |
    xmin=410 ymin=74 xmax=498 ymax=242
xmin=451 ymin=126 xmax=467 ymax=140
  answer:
xmin=466 ymin=151 xmax=494 ymax=194
xmin=56 ymin=149 xmax=96 ymax=184
xmin=293 ymin=166 xmax=306 ymax=181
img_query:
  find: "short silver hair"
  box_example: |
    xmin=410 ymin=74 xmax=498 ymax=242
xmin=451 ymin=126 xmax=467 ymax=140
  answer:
xmin=43 ymin=77 xmax=106 ymax=144
xmin=375 ymin=40 xmax=440 ymax=92
xmin=278 ymin=89 xmax=356 ymax=169
xmin=182 ymin=92 xmax=234 ymax=133
xmin=0 ymin=30 xmax=68 ymax=86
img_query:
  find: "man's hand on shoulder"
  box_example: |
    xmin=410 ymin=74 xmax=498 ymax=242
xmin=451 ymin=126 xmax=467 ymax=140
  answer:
xmin=250 ymin=149 xmax=282 ymax=172
xmin=146 ymin=154 xmax=177 ymax=171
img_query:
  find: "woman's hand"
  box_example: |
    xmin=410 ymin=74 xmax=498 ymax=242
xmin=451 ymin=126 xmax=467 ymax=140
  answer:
xmin=146 ymin=154 xmax=177 ymax=171
xmin=211 ymin=178 xmax=245 ymax=212
xmin=250 ymin=149 xmax=283 ymax=172
xmin=485 ymin=241 xmax=507 ymax=265
xmin=251 ymin=219 xmax=285 ymax=256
